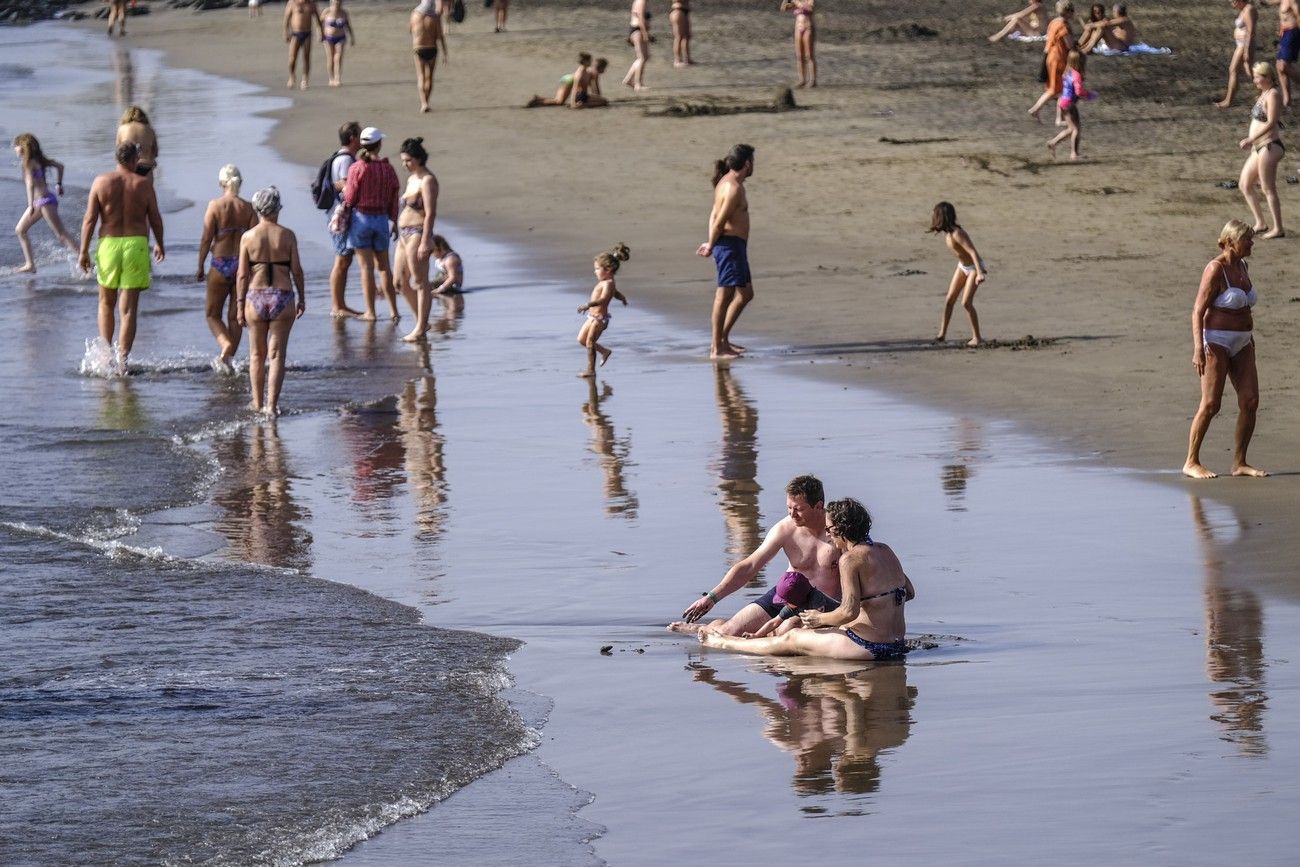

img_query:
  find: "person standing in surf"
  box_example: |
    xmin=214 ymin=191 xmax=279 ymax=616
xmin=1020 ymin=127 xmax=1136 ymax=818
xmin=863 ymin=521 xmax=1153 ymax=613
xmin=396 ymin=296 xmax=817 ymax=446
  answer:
xmin=78 ymin=143 xmax=165 ymax=375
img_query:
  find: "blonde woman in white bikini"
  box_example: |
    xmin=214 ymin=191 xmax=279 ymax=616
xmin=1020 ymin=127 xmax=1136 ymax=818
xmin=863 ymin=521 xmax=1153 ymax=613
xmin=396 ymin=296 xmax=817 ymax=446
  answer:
xmin=1184 ymin=219 xmax=1267 ymax=479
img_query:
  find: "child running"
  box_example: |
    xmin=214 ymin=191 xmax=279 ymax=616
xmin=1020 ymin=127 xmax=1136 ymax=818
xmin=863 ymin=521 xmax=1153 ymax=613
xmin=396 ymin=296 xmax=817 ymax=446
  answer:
xmin=930 ymin=201 xmax=988 ymax=347
xmin=12 ymin=133 xmax=78 ymax=273
xmin=1047 ymin=49 xmax=1097 ymax=160
xmin=575 ymin=243 xmax=630 ymax=377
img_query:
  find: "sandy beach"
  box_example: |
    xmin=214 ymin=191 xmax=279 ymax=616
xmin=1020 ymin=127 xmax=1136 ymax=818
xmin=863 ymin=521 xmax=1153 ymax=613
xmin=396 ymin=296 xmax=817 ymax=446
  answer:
xmin=6 ymin=0 xmax=1298 ymax=861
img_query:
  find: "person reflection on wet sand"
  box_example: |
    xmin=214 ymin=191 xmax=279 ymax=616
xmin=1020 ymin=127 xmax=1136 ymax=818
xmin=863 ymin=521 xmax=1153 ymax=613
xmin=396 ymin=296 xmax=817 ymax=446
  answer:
xmin=212 ymin=422 xmax=311 ymax=571
xmin=940 ymin=416 xmax=982 ymax=512
xmin=112 ymin=45 xmax=135 ymax=110
xmin=582 ymin=379 xmax=638 ymax=518
xmin=398 ymin=374 xmax=449 ymax=543
xmin=712 ymin=365 xmax=762 ymax=562
xmin=1190 ymin=495 xmax=1268 ymax=756
xmin=689 ymin=660 xmax=916 ymax=797
xmin=97 ymin=380 xmax=148 ymax=431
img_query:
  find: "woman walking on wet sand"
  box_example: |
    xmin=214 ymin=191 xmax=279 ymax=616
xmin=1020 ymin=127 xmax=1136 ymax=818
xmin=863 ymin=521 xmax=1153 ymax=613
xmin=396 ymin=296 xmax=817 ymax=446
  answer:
xmin=321 ymin=0 xmax=356 ymax=88
xmin=576 ymin=244 xmax=630 ymax=377
xmin=12 ymin=133 xmax=78 ymax=273
xmin=930 ymin=202 xmax=987 ymax=347
xmin=623 ymin=0 xmax=652 ymax=91
xmin=1238 ymin=62 xmax=1285 ymax=238
xmin=780 ymin=0 xmax=816 ymax=87
xmin=196 ymin=164 xmax=258 ymax=370
xmin=1184 ymin=219 xmax=1267 ymax=479
xmin=670 ymin=0 xmax=692 ymax=67
xmin=236 ymin=187 xmax=305 ymax=418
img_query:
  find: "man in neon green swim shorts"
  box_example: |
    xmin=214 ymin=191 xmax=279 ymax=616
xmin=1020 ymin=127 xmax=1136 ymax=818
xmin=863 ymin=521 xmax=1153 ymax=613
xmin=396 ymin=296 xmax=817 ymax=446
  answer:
xmin=79 ymin=143 xmax=165 ymax=372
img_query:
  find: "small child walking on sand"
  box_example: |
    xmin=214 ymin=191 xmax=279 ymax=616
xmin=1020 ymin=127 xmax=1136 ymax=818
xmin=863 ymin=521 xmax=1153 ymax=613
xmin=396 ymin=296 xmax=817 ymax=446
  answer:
xmin=576 ymin=243 xmax=630 ymax=377
xmin=12 ymin=133 xmax=78 ymax=273
xmin=930 ymin=201 xmax=988 ymax=347
xmin=1048 ymin=49 xmax=1097 ymax=160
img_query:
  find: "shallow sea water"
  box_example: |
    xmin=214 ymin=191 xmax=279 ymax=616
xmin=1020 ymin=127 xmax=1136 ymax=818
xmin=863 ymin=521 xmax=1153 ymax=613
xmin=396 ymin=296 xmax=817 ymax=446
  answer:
xmin=3 ymin=19 xmax=1299 ymax=867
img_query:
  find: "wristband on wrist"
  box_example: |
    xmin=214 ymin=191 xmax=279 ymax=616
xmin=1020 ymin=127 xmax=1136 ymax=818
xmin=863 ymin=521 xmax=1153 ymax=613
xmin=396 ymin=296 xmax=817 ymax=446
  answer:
xmin=703 ymin=590 xmax=718 ymax=604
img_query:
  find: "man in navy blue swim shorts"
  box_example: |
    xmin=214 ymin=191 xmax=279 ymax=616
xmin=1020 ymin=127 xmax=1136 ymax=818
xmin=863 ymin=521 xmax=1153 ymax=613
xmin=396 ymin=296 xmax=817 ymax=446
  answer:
xmin=697 ymin=143 xmax=756 ymax=359
xmin=1274 ymin=0 xmax=1300 ymax=105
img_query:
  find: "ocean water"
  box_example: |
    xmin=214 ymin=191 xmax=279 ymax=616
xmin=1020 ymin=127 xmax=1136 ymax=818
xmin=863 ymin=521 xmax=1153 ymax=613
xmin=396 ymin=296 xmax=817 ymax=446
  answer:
xmin=0 ymin=25 xmax=541 ymax=864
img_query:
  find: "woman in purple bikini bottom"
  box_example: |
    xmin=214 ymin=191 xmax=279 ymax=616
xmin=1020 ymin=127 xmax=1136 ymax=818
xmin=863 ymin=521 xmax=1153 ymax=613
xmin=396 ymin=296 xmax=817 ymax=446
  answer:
xmin=236 ymin=186 xmax=305 ymax=417
xmin=197 ymin=164 xmax=258 ymax=370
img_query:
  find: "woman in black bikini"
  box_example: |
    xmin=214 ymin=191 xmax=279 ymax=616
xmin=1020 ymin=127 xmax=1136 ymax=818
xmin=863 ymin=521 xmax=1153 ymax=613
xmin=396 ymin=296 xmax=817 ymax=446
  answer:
xmin=622 ymin=0 xmax=651 ymax=91
xmin=236 ymin=187 xmax=305 ymax=417
xmin=395 ymin=137 xmax=440 ymax=343
xmin=1238 ymin=61 xmax=1285 ymax=238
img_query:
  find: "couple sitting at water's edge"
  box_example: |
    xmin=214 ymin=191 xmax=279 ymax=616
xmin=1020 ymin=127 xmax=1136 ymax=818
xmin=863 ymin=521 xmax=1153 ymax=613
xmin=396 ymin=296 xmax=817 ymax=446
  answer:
xmin=669 ymin=475 xmax=915 ymax=661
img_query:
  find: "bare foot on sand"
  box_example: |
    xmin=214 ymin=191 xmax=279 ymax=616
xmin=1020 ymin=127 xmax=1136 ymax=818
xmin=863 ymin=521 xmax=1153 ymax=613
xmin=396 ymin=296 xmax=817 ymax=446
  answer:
xmin=1262 ymin=229 xmax=1286 ymax=239
xmin=1183 ymin=461 xmax=1218 ymax=479
xmin=360 ymin=311 xmax=377 ymax=322
xmin=331 ymin=306 xmax=363 ymax=318
xmin=1232 ymin=464 xmax=1269 ymax=477
xmin=17 ymin=263 xmax=35 ymax=274
xmin=667 ymin=620 xmax=702 ymax=634
xmin=1029 ymin=109 xmax=1042 ymax=123
xmin=598 ymin=347 xmax=612 ymax=367
xmin=1047 ymin=141 xmax=1057 ymax=160
xmin=966 ymin=337 xmax=981 ymax=348
xmin=711 ymin=348 xmax=742 ymax=359
xmin=401 ymin=328 xmax=427 ymax=343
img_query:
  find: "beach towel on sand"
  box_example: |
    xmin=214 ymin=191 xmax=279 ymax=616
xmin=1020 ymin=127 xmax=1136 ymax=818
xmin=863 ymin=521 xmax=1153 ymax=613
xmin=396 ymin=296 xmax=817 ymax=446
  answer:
xmin=1095 ymin=40 xmax=1171 ymax=56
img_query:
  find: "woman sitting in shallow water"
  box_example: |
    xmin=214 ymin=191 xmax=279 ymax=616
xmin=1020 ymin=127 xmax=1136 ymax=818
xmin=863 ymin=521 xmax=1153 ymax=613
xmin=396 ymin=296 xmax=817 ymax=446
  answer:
xmin=699 ymin=498 xmax=915 ymax=661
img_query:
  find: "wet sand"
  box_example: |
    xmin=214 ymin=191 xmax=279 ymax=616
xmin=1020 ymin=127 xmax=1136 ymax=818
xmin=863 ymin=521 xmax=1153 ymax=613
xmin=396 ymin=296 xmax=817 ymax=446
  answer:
xmin=52 ymin=2 xmax=1300 ymax=861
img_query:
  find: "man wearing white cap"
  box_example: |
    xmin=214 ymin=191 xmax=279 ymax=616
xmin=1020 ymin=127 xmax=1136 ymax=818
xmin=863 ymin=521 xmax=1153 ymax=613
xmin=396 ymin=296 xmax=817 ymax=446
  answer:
xmin=411 ymin=0 xmax=449 ymax=113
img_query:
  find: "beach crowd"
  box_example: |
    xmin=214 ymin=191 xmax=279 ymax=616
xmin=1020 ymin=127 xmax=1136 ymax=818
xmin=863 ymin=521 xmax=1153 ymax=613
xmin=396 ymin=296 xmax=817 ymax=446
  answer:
xmin=8 ymin=0 xmax=1280 ymax=661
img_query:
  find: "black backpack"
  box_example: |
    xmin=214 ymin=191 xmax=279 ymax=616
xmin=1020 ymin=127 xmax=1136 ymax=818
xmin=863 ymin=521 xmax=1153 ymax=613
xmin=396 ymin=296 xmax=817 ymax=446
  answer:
xmin=451 ymin=0 xmax=465 ymax=22
xmin=311 ymin=149 xmax=344 ymax=210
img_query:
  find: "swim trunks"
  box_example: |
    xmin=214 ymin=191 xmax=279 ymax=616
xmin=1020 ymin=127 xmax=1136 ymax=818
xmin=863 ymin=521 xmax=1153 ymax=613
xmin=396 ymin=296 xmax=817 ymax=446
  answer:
xmin=415 ymin=46 xmax=439 ymax=62
xmin=756 ymin=572 xmax=838 ymax=618
xmin=291 ymin=30 xmax=312 ymax=43
xmin=1280 ymin=28 xmax=1300 ymax=62
xmin=95 ymin=235 xmax=151 ymax=290
xmin=711 ymin=234 xmax=751 ymax=288
xmin=348 ymin=210 xmax=391 ymax=252
xmin=843 ymin=631 xmax=907 ymax=660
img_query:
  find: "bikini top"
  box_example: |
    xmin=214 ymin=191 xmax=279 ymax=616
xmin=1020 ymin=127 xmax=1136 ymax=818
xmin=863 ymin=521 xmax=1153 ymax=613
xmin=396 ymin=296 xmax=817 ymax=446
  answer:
xmin=250 ymin=257 xmax=292 ymax=280
xmin=1213 ymin=261 xmax=1257 ymax=310
xmin=402 ymin=192 xmax=424 ymax=213
xmin=1252 ymin=98 xmax=1269 ymax=122
xmin=326 ymin=16 xmax=346 ymax=27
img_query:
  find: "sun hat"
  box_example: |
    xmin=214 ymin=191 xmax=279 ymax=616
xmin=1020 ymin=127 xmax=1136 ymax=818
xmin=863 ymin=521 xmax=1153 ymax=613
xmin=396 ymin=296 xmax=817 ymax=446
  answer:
xmin=772 ymin=572 xmax=813 ymax=608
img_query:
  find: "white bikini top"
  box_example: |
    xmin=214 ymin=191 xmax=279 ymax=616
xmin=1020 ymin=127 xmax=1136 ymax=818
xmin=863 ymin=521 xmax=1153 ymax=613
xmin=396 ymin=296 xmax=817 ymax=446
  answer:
xmin=1213 ymin=261 xmax=1257 ymax=310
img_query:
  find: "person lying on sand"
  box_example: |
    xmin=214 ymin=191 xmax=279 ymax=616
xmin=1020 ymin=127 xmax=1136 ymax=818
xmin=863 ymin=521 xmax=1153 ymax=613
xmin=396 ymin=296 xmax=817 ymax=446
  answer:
xmin=670 ymin=475 xmax=842 ymax=637
xmin=699 ymin=498 xmax=915 ymax=661
xmin=989 ymin=0 xmax=1046 ymax=42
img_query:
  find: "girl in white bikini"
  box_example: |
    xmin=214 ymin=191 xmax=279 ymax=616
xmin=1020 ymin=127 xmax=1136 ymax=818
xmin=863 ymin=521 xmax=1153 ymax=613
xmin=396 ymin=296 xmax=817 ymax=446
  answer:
xmin=929 ymin=201 xmax=988 ymax=347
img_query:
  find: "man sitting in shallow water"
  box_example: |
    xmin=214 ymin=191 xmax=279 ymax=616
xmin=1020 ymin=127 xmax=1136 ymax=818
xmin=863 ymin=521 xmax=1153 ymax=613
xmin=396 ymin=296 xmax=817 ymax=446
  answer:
xmin=670 ymin=475 xmax=842 ymax=637
xmin=699 ymin=497 xmax=915 ymax=661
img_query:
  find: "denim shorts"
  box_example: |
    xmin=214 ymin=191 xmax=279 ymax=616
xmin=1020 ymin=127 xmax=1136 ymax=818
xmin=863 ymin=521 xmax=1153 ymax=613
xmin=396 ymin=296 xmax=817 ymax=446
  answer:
xmin=348 ymin=211 xmax=391 ymax=252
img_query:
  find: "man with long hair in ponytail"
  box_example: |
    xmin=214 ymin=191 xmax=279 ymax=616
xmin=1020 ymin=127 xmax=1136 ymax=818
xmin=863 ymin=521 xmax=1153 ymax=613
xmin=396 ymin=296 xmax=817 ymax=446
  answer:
xmin=696 ymin=143 xmax=754 ymax=359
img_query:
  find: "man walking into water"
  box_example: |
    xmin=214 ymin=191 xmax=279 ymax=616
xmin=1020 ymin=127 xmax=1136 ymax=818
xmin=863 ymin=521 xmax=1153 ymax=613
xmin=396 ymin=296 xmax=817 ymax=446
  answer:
xmin=697 ymin=143 xmax=755 ymax=359
xmin=410 ymin=0 xmax=449 ymax=113
xmin=669 ymin=474 xmax=841 ymax=637
xmin=329 ymin=121 xmax=363 ymax=317
xmin=78 ymin=143 xmax=165 ymax=373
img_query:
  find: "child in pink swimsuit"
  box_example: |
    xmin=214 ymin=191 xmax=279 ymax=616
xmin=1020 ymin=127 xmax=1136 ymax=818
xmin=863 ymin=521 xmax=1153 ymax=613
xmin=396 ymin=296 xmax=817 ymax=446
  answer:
xmin=1047 ymin=49 xmax=1098 ymax=160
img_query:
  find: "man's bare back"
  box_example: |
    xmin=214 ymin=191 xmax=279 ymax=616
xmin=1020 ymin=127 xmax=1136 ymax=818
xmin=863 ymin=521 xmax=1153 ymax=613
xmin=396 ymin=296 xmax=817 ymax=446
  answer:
xmin=87 ymin=167 xmax=160 ymax=239
xmin=411 ymin=8 xmax=443 ymax=48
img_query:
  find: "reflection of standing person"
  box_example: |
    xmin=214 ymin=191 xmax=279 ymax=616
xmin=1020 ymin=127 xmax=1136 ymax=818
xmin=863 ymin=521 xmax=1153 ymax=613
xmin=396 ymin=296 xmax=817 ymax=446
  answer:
xmin=78 ymin=143 xmax=165 ymax=374
xmin=930 ymin=201 xmax=987 ymax=346
xmin=212 ymin=423 xmax=311 ymax=570
xmin=1189 ymin=495 xmax=1268 ymax=756
xmin=399 ymin=374 xmax=450 ymax=541
xmin=343 ymin=127 xmax=401 ymax=321
xmin=322 ymin=0 xmax=356 ymax=88
xmin=410 ymin=0 xmax=449 ymax=113
xmin=1238 ymin=62 xmax=1285 ymax=238
xmin=670 ymin=0 xmax=692 ymax=67
xmin=396 ymin=137 xmax=439 ymax=342
xmin=699 ymin=498 xmax=915 ymax=661
xmin=697 ymin=144 xmax=755 ymax=359
xmin=1218 ymin=0 xmax=1258 ymax=108
xmin=196 ymin=164 xmax=258 ymax=370
xmin=713 ymin=365 xmax=763 ymax=561
xmin=284 ymin=0 xmax=324 ymax=90
xmin=622 ymin=0 xmax=651 ymax=91
xmin=1184 ymin=220 xmax=1267 ymax=479
xmin=12 ymin=133 xmax=78 ymax=273
xmin=582 ymin=380 xmax=639 ymax=517
xmin=780 ymin=0 xmax=816 ymax=87
xmin=670 ymin=475 xmax=841 ymax=637
xmin=236 ymin=187 xmax=306 ymax=417
xmin=1029 ymin=1 xmax=1075 ymax=121
xmin=576 ymin=243 xmax=631 ymax=377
